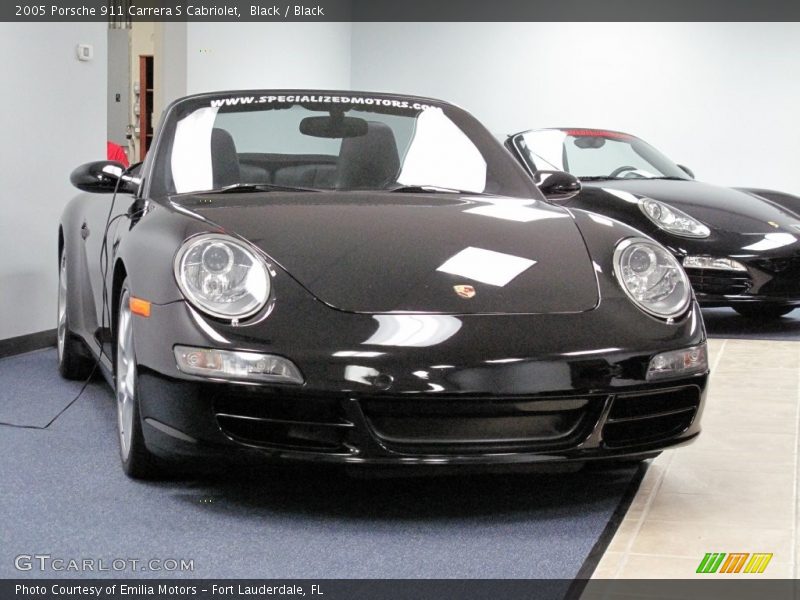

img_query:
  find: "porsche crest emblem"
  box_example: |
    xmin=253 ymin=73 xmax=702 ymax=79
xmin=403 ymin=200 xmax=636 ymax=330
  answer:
xmin=453 ymin=284 xmax=476 ymax=299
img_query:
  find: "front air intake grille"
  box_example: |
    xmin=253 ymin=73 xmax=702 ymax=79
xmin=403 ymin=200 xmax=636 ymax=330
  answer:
xmin=360 ymin=394 xmax=606 ymax=454
xmin=685 ymin=268 xmax=751 ymax=296
xmin=752 ymin=257 xmax=800 ymax=295
xmin=752 ymin=257 xmax=797 ymax=274
xmin=602 ymin=386 xmax=701 ymax=448
xmin=213 ymin=390 xmax=352 ymax=453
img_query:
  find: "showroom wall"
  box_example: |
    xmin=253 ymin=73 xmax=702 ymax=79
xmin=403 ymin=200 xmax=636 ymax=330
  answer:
xmin=4 ymin=21 xmax=800 ymax=342
xmin=0 ymin=23 xmax=107 ymax=340
xmin=185 ymin=23 xmax=352 ymax=93
xmin=155 ymin=23 xmax=188 ymax=121
xmin=350 ymin=22 xmax=800 ymax=195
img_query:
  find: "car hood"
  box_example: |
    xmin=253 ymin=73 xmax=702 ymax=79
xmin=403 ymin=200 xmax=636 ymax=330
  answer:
xmin=169 ymin=191 xmax=599 ymax=314
xmin=583 ymin=179 xmax=800 ymax=235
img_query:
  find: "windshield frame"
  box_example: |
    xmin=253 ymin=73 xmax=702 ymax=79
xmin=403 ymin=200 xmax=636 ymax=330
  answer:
xmin=143 ymin=90 xmax=542 ymax=200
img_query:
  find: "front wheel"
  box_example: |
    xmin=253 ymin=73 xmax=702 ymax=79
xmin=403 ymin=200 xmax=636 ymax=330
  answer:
xmin=116 ymin=282 xmax=162 ymax=479
xmin=733 ymin=304 xmax=796 ymax=319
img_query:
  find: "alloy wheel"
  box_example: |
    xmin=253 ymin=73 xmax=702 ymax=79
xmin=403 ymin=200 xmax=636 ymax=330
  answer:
xmin=57 ymin=253 xmax=67 ymax=363
xmin=116 ymin=290 xmax=136 ymax=461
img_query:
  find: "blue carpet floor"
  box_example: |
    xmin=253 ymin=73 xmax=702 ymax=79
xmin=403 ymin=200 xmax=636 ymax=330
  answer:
xmin=0 ymin=348 xmax=87 ymax=427
xmin=0 ymin=349 xmax=638 ymax=581
xmin=703 ymin=307 xmax=800 ymax=340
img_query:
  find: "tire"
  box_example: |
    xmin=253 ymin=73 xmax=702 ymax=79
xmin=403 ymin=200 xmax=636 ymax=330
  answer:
xmin=57 ymin=251 xmax=95 ymax=380
xmin=733 ymin=304 xmax=796 ymax=319
xmin=116 ymin=281 xmax=163 ymax=479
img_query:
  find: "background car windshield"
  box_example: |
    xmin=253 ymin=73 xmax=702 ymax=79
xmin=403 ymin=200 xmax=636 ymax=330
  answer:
xmin=152 ymin=94 xmax=536 ymax=198
xmin=518 ymin=129 xmax=688 ymax=180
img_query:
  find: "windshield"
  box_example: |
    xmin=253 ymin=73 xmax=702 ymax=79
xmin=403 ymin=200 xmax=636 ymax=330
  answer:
xmin=148 ymin=92 xmax=538 ymax=198
xmin=516 ymin=129 xmax=688 ymax=180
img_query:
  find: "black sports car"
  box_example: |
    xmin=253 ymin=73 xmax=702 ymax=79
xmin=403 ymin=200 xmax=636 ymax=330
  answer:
xmin=507 ymin=128 xmax=800 ymax=318
xmin=59 ymin=91 xmax=708 ymax=478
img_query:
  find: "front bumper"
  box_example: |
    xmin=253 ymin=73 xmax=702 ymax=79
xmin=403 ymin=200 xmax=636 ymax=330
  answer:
xmin=678 ymin=247 xmax=800 ymax=308
xmin=131 ymin=298 xmax=708 ymax=468
xmin=687 ymin=264 xmax=800 ymax=308
xmin=138 ymin=374 xmax=706 ymax=467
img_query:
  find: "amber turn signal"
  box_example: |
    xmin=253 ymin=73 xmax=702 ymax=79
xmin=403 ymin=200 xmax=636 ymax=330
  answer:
xmin=129 ymin=297 xmax=151 ymax=318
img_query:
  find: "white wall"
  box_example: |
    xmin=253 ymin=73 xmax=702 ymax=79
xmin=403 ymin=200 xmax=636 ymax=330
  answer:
xmin=4 ymin=21 xmax=800 ymax=340
xmin=0 ymin=23 xmax=107 ymax=340
xmin=185 ymin=23 xmax=352 ymax=94
xmin=0 ymin=21 xmax=353 ymax=341
xmin=352 ymin=22 xmax=800 ymax=195
xmin=154 ymin=22 xmax=187 ymax=123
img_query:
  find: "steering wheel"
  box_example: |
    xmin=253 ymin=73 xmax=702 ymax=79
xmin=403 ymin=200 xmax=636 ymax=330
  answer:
xmin=609 ymin=165 xmax=639 ymax=178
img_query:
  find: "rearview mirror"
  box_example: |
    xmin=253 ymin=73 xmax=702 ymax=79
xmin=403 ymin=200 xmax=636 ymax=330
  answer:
xmin=70 ymin=161 xmax=141 ymax=194
xmin=533 ymin=170 xmax=581 ymax=202
xmin=300 ymin=115 xmax=368 ymax=138
xmin=677 ymin=164 xmax=695 ymax=179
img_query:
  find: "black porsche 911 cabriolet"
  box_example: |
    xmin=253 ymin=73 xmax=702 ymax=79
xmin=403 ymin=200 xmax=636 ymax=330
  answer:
xmin=60 ymin=91 xmax=708 ymax=478
xmin=507 ymin=128 xmax=800 ymax=319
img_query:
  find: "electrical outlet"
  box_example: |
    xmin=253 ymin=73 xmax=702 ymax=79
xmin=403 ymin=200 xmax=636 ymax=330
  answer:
xmin=76 ymin=44 xmax=93 ymax=61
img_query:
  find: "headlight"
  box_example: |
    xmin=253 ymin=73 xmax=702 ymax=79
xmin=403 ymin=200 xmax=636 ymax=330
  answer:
xmin=174 ymin=233 xmax=270 ymax=320
xmin=614 ymin=237 xmax=691 ymax=319
xmin=640 ymin=198 xmax=710 ymax=238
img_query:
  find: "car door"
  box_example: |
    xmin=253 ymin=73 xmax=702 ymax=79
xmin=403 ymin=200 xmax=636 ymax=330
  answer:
xmin=78 ymin=174 xmax=140 ymax=354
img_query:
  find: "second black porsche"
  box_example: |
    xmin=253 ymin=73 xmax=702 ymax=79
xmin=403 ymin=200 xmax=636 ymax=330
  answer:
xmin=508 ymin=127 xmax=800 ymax=318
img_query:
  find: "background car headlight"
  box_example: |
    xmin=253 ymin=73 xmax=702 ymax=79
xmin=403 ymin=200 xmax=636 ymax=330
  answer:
xmin=614 ymin=237 xmax=691 ymax=319
xmin=640 ymin=198 xmax=710 ymax=238
xmin=174 ymin=233 xmax=270 ymax=320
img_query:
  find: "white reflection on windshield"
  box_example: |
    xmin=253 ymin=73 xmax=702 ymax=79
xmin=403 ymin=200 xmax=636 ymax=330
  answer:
xmin=397 ymin=107 xmax=487 ymax=193
xmin=171 ymin=107 xmax=219 ymax=193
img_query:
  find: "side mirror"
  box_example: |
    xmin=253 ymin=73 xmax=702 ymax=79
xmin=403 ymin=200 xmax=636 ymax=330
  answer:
xmin=70 ymin=161 xmax=140 ymax=194
xmin=533 ymin=170 xmax=581 ymax=202
xmin=677 ymin=164 xmax=695 ymax=179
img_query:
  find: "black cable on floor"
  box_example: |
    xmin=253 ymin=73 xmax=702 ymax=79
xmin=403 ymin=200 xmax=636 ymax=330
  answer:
xmin=0 ymin=362 xmax=97 ymax=430
xmin=1 ymin=168 xmax=132 ymax=432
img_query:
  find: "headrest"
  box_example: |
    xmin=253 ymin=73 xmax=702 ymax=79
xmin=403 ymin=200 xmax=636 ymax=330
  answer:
xmin=336 ymin=121 xmax=400 ymax=190
xmin=211 ymin=128 xmax=240 ymax=189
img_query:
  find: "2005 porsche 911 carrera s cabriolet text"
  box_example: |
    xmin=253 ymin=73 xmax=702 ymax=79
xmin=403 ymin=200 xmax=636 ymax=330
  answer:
xmin=508 ymin=127 xmax=800 ymax=319
xmin=59 ymin=91 xmax=708 ymax=478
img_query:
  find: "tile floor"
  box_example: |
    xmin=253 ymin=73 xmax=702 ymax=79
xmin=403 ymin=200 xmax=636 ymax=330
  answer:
xmin=591 ymin=338 xmax=799 ymax=580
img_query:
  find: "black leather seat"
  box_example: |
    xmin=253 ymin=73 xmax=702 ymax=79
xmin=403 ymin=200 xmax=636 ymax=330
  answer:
xmin=336 ymin=122 xmax=400 ymax=190
xmin=210 ymin=128 xmax=241 ymax=188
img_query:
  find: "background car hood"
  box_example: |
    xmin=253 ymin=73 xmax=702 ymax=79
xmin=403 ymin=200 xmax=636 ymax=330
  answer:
xmin=584 ymin=179 xmax=800 ymax=234
xmin=171 ymin=191 xmax=599 ymax=314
